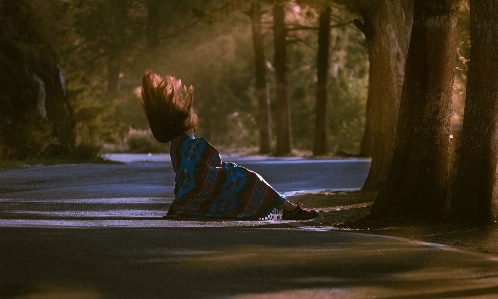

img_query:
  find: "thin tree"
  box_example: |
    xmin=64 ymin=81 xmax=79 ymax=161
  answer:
xmin=106 ymin=0 xmax=128 ymax=95
xmin=290 ymin=0 xmax=354 ymax=156
xmin=248 ymin=1 xmax=272 ymax=154
xmin=312 ymin=4 xmax=331 ymax=156
xmin=371 ymin=0 xmax=460 ymax=218
xmin=147 ymin=0 xmax=161 ymax=50
xmin=352 ymin=0 xmax=413 ymax=190
xmin=444 ymin=0 xmax=498 ymax=223
xmin=273 ymin=1 xmax=292 ymax=155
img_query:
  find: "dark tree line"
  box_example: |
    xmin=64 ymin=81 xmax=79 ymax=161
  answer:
xmin=190 ymin=0 xmax=359 ymax=156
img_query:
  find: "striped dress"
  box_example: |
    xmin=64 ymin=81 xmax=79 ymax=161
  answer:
xmin=167 ymin=134 xmax=286 ymax=220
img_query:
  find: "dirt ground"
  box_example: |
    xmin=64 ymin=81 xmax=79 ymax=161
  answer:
xmin=288 ymin=191 xmax=498 ymax=256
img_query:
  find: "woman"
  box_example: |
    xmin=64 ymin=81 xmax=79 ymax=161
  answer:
xmin=140 ymin=72 xmax=318 ymax=220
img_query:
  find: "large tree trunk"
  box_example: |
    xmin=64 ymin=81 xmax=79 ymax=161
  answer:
xmin=273 ymin=2 xmax=292 ymax=155
xmin=250 ymin=1 xmax=272 ymax=154
xmin=0 ymin=0 xmax=75 ymax=158
xmin=371 ymin=0 xmax=459 ymax=217
xmin=354 ymin=0 xmax=413 ymax=190
xmin=444 ymin=0 xmax=498 ymax=223
xmin=313 ymin=5 xmax=331 ymax=156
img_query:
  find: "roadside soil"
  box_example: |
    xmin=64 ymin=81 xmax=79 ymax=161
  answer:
xmin=288 ymin=191 xmax=498 ymax=256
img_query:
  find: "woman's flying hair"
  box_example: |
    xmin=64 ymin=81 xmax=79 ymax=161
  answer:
xmin=140 ymin=72 xmax=198 ymax=143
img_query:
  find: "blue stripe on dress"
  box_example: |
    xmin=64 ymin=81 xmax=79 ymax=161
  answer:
xmin=177 ymin=136 xmax=205 ymax=198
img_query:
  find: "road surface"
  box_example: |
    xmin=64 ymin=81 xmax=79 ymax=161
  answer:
xmin=1 ymin=156 xmax=498 ymax=298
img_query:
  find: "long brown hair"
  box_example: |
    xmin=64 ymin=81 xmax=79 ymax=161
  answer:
xmin=140 ymin=72 xmax=197 ymax=143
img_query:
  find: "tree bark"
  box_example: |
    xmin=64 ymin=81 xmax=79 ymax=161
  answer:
xmin=0 ymin=0 xmax=75 ymax=157
xmin=359 ymin=98 xmax=374 ymax=157
xmin=313 ymin=5 xmax=331 ymax=156
xmin=106 ymin=0 xmax=128 ymax=95
xmin=147 ymin=0 xmax=161 ymax=49
xmin=444 ymin=0 xmax=498 ymax=223
xmin=273 ymin=2 xmax=292 ymax=155
xmin=371 ymin=0 xmax=459 ymax=217
xmin=354 ymin=0 xmax=413 ymax=190
xmin=250 ymin=1 xmax=272 ymax=154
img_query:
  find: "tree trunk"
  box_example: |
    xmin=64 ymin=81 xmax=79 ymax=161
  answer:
xmin=354 ymin=0 xmax=413 ymax=190
xmin=313 ymin=5 xmax=331 ymax=156
xmin=273 ymin=2 xmax=292 ymax=155
xmin=359 ymin=99 xmax=374 ymax=157
xmin=106 ymin=0 xmax=128 ymax=95
xmin=250 ymin=1 xmax=272 ymax=154
xmin=371 ymin=0 xmax=459 ymax=217
xmin=0 ymin=0 xmax=75 ymax=158
xmin=444 ymin=0 xmax=498 ymax=223
xmin=147 ymin=0 xmax=161 ymax=49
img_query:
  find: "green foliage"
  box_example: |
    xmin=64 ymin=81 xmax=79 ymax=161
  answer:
xmin=328 ymin=78 xmax=367 ymax=153
xmin=284 ymin=2 xmax=368 ymax=152
xmin=125 ymin=128 xmax=166 ymax=153
xmin=223 ymin=111 xmax=259 ymax=148
xmin=25 ymin=119 xmax=60 ymax=157
xmin=0 ymin=116 xmax=61 ymax=159
xmin=66 ymin=71 xmax=114 ymax=144
xmin=71 ymin=142 xmax=102 ymax=160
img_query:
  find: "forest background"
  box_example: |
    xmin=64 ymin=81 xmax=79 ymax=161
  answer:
xmin=1 ymin=0 xmax=450 ymax=158
xmin=0 ymin=0 xmax=470 ymax=158
xmin=63 ymin=0 xmax=371 ymax=155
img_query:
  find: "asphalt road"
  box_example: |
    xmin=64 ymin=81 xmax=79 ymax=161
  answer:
xmin=1 ymin=156 xmax=498 ymax=298
xmin=0 ymin=156 xmax=370 ymax=222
